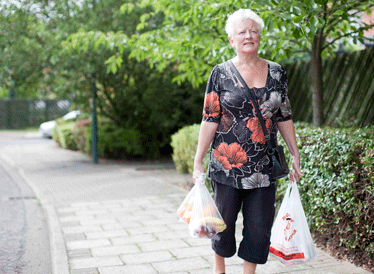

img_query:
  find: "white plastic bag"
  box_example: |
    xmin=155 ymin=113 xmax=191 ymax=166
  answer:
xmin=269 ymin=180 xmax=317 ymax=265
xmin=177 ymin=171 xmax=226 ymax=238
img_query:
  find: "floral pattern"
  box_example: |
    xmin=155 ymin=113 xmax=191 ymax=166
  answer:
xmin=203 ymin=91 xmax=220 ymax=118
xmin=202 ymin=60 xmax=292 ymax=189
xmin=213 ymin=142 xmax=247 ymax=170
xmin=246 ymin=116 xmax=272 ymax=144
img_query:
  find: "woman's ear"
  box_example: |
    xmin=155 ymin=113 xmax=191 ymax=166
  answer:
xmin=228 ymin=36 xmax=235 ymax=48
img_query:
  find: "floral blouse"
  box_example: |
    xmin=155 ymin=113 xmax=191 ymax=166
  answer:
xmin=202 ymin=60 xmax=292 ymax=189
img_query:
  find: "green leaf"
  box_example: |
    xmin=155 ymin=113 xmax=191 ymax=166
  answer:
xmin=292 ymin=28 xmax=301 ymax=39
xmin=333 ymin=10 xmax=345 ymax=16
xmin=293 ymin=16 xmax=303 ymax=23
xmin=314 ymin=0 xmax=326 ymax=5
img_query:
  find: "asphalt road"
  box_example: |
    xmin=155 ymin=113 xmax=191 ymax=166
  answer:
xmin=0 ymin=131 xmax=52 ymax=274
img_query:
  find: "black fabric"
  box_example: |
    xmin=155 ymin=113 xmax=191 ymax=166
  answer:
xmin=228 ymin=60 xmax=290 ymax=180
xmin=211 ymin=181 xmax=276 ymax=264
xmin=202 ymin=60 xmax=292 ymax=189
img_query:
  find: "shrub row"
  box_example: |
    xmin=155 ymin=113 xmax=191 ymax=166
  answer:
xmin=53 ymin=117 xmax=144 ymax=159
xmin=170 ymin=123 xmax=374 ymax=270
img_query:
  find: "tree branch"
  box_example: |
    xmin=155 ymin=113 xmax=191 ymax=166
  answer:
xmin=322 ymin=23 xmax=374 ymax=50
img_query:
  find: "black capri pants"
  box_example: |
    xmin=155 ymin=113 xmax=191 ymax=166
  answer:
xmin=211 ymin=181 xmax=276 ymax=264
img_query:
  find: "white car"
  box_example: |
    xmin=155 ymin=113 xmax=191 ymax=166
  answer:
xmin=39 ymin=110 xmax=81 ymax=138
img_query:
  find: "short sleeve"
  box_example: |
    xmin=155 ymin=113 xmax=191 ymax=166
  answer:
xmin=275 ymin=66 xmax=292 ymax=122
xmin=202 ymin=66 xmax=221 ymax=123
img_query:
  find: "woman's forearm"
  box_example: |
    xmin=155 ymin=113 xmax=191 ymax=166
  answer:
xmin=276 ymin=120 xmax=299 ymax=158
xmin=194 ymin=121 xmax=219 ymax=166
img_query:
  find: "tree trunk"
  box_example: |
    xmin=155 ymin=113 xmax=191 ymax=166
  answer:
xmin=310 ymin=29 xmax=325 ymax=127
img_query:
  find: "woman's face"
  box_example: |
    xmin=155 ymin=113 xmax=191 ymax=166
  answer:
xmin=229 ymin=19 xmax=261 ymax=55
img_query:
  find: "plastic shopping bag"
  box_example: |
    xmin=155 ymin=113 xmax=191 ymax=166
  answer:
xmin=269 ymin=180 xmax=317 ymax=265
xmin=177 ymin=171 xmax=226 ymax=238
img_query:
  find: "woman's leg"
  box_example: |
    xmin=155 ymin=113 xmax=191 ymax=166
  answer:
xmin=243 ymin=260 xmax=256 ymax=274
xmin=210 ymin=181 xmax=242 ymax=273
xmin=238 ymin=184 xmax=276 ymax=265
xmin=213 ymin=252 xmax=225 ymax=273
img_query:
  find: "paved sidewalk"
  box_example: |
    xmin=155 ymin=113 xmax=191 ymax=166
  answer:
xmin=0 ymin=136 xmax=371 ymax=274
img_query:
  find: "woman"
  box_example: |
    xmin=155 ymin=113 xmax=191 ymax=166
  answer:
xmin=193 ymin=9 xmax=303 ymax=274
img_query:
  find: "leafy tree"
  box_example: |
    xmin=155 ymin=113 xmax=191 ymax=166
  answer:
xmin=0 ymin=3 xmax=49 ymax=98
xmin=59 ymin=1 xmax=203 ymax=157
xmin=113 ymin=0 xmax=374 ymax=127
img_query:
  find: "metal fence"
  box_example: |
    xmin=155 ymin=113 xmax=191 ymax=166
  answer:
xmin=0 ymin=99 xmax=71 ymax=129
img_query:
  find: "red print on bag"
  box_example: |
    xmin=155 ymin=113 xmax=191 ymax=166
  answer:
xmin=282 ymin=213 xmax=297 ymax=241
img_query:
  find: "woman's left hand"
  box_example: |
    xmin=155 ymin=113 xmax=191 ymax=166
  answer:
xmin=290 ymin=155 xmax=302 ymax=182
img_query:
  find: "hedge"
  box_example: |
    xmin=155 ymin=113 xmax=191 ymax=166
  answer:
xmin=52 ymin=120 xmax=78 ymax=151
xmin=170 ymin=124 xmax=209 ymax=173
xmin=83 ymin=121 xmax=144 ymax=158
xmin=53 ymin=117 xmax=144 ymax=159
xmin=171 ymin=123 xmax=374 ymax=270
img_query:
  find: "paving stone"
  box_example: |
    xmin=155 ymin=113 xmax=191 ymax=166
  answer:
xmin=61 ymin=221 xmax=80 ymax=227
xmin=85 ymin=230 xmax=129 ymax=239
xmin=255 ymin=260 xmax=287 ymax=273
xmin=140 ymin=218 xmax=178 ymax=227
xmin=98 ymin=264 xmax=157 ymax=274
xmin=117 ymin=215 xmax=156 ymax=223
xmin=58 ymin=207 xmax=88 ymax=213
xmin=80 ymin=219 xmax=118 ymax=226
xmin=101 ymin=222 xmax=142 ymax=231
xmin=70 ymin=268 xmax=99 ymax=274
xmin=128 ymin=199 xmax=154 ymax=207
xmin=126 ymin=225 xmax=170 ymax=235
xmin=111 ymin=234 xmax=157 ymax=245
xmin=63 ymin=225 xmax=103 ymax=234
xmin=183 ymin=237 xmax=211 ymax=247
xmin=138 ymin=239 xmax=189 ymax=252
xmin=202 ymin=254 xmax=243 ymax=266
xmin=70 ymin=202 xmax=102 ymax=208
xmin=91 ymin=244 xmax=141 ymax=257
xmin=93 ymin=203 xmax=122 ymax=209
xmin=68 ymin=249 xmax=93 ymax=260
xmin=134 ymin=209 xmax=174 ymax=218
xmin=189 ymin=269 xmax=212 ymax=274
xmin=101 ymin=200 xmax=126 ymax=206
xmin=152 ymin=257 xmax=210 ymax=273
xmin=70 ymin=256 xmax=123 ymax=270
xmin=57 ymin=211 xmax=76 ymax=217
xmin=67 ymin=239 xmax=111 ymax=250
xmin=75 ymin=210 xmax=109 ymax=216
xmin=64 ymin=233 xmax=86 ymax=242
xmin=141 ymin=203 xmax=177 ymax=210
xmin=120 ymin=250 xmax=174 ymax=264
xmin=110 ymin=206 xmax=143 ymax=213
xmin=166 ymin=222 xmax=188 ymax=231
xmin=153 ymin=230 xmax=190 ymax=240
xmin=170 ymin=245 xmax=213 ymax=259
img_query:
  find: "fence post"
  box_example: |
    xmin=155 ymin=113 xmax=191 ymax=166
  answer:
xmin=91 ymin=75 xmax=98 ymax=164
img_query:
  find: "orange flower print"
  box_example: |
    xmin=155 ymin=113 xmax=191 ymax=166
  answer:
xmin=246 ymin=117 xmax=272 ymax=144
xmin=218 ymin=106 xmax=234 ymax=133
xmin=203 ymin=91 xmax=220 ymax=118
xmin=214 ymin=143 xmax=247 ymax=170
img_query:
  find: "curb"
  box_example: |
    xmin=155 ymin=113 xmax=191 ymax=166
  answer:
xmin=0 ymin=154 xmax=69 ymax=274
xmin=18 ymin=168 xmax=70 ymax=274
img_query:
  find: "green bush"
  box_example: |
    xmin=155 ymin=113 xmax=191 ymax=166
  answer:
xmin=52 ymin=119 xmax=78 ymax=150
xmin=172 ymin=122 xmax=374 ymax=269
xmin=277 ymin=125 xmax=374 ymax=266
xmin=72 ymin=119 xmax=91 ymax=152
xmin=170 ymin=124 xmax=210 ymax=173
xmin=83 ymin=120 xmax=144 ymax=159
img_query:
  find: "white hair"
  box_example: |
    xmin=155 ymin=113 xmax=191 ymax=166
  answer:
xmin=225 ymin=9 xmax=265 ymax=38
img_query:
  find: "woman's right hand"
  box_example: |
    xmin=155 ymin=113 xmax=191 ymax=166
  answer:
xmin=193 ymin=163 xmax=205 ymax=184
